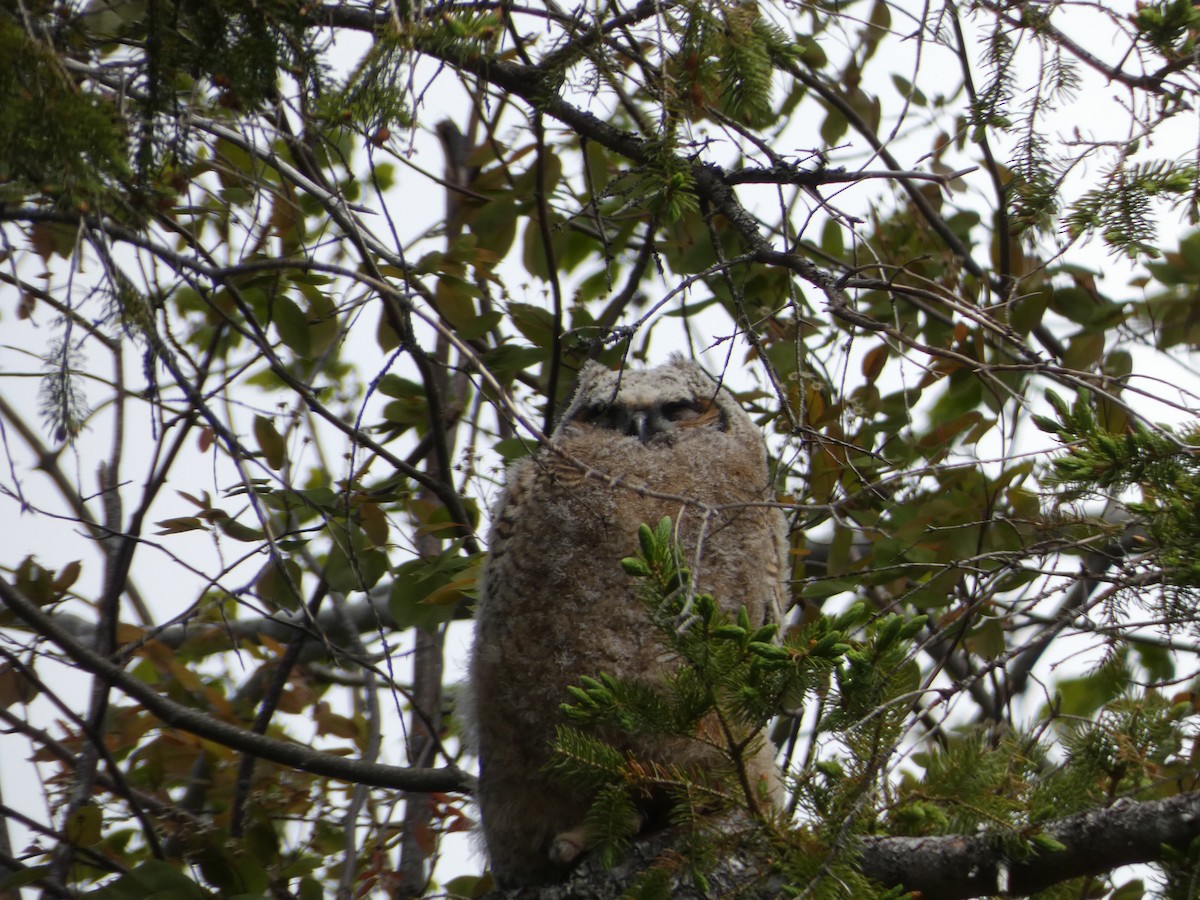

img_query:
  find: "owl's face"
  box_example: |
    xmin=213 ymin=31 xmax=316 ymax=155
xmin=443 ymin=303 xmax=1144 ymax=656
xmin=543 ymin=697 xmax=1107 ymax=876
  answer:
xmin=554 ymin=358 xmax=734 ymax=446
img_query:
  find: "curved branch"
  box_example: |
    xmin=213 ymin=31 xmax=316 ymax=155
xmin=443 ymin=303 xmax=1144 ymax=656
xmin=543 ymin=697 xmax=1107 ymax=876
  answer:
xmin=37 ymin=585 xmax=468 ymax=662
xmin=0 ymin=576 xmax=475 ymax=794
xmin=724 ymin=163 xmax=978 ymax=188
xmin=977 ymin=0 xmax=1192 ymax=97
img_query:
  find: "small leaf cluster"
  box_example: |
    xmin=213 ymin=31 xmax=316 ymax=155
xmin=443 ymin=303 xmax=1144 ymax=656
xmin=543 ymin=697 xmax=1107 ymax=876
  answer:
xmin=331 ymin=37 xmax=416 ymax=136
xmin=1038 ymin=389 xmax=1200 ymax=596
xmin=619 ymin=518 xmax=853 ymax=737
xmin=38 ymin=340 xmax=92 ymax=445
xmin=893 ymin=734 xmax=1031 ymax=838
xmin=1158 ymin=834 xmax=1200 ymax=900
xmin=1032 ymin=692 xmax=1192 ymax=822
xmin=666 ymin=0 xmax=794 ymax=128
xmin=882 ymin=689 xmax=1198 ymax=899
xmin=970 ymin=24 xmax=1017 ymax=136
xmin=1065 ymin=160 xmax=1198 ymax=258
xmin=791 ymin=607 xmax=929 ymax=843
xmin=1133 ymin=0 xmax=1200 ymax=60
xmin=823 ymin=609 xmax=926 ymax=732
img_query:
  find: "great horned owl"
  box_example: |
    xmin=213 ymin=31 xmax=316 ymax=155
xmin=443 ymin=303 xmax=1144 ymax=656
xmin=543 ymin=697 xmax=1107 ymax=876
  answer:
xmin=467 ymin=355 xmax=788 ymax=887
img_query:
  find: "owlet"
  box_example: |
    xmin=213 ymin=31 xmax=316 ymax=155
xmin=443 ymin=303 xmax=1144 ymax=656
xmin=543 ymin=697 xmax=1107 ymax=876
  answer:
xmin=467 ymin=355 xmax=788 ymax=887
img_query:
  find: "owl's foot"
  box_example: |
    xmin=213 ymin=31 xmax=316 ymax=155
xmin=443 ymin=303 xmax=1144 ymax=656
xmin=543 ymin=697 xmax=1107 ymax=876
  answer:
xmin=549 ymin=826 xmax=588 ymax=865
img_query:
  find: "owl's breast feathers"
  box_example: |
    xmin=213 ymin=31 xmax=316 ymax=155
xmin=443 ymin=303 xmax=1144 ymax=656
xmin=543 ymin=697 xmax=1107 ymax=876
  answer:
xmin=479 ymin=422 xmax=783 ymax=647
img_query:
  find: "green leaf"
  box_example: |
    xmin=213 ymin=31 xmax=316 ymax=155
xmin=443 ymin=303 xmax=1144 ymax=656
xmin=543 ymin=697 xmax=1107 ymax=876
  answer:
xmin=253 ymin=415 xmax=286 ymax=470
xmin=481 ymin=344 xmax=546 ymax=381
xmin=1028 ymin=831 xmax=1067 ymax=853
xmin=66 ymin=804 xmax=103 ymax=847
xmin=1179 ymin=229 xmax=1200 ymax=270
xmin=434 ymin=274 xmax=480 ymax=332
xmin=637 ymin=522 xmax=658 ymax=561
xmin=622 ymin=556 xmax=651 ymax=576
xmin=820 ymin=107 xmax=847 ymax=145
xmin=469 ymin=197 xmax=518 ymax=259
xmin=389 ymin=560 xmax=460 ymax=632
xmin=965 ymin=618 xmax=1005 ymax=660
xmin=86 ymin=860 xmax=207 ymax=899
xmin=302 ymin=289 xmax=340 ymax=358
xmin=155 ymin=516 xmax=207 ymax=535
xmin=1031 ymin=414 xmax=1062 ymax=433
xmin=509 ymin=302 xmax=557 ymax=348
xmin=378 ymin=374 xmax=424 ymax=399
xmin=254 ymin=558 xmax=304 ymax=611
xmin=821 ymin=218 xmax=844 ymax=257
xmin=1010 ymin=289 xmax=1049 ymax=335
xmin=521 ymin=215 xmax=566 ymax=281
xmin=905 ymin=570 xmax=959 ymax=609
xmin=215 ymin=517 xmax=265 ymax=542
xmin=891 ymin=73 xmax=927 ymax=106
xmin=1062 ymin=331 xmax=1105 ymax=371
xmin=324 ymin=542 xmax=387 ymax=594
xmin=801 ymin=576 xmax=861 ymax=599
xmin=1110 ymin=879 xmax=1145 ymax=900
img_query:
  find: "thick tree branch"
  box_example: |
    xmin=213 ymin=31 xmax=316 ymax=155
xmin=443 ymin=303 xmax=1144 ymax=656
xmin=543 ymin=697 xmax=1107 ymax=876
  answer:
xmin=861 ymin=791 xmax=1200 ymax=899
xmin=480 ymin=792 xmax=1200 ymax=899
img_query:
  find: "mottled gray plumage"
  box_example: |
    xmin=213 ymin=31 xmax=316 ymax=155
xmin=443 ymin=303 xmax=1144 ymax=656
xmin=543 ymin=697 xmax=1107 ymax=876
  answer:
xmin=467 ymin=356 xmax=788 ymax=887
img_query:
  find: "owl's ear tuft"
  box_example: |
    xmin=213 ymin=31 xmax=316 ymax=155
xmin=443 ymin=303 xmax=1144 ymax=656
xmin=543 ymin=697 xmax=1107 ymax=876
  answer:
xmin=575 ymin=359 xmax=612 ymax=381
xmin=569 ymin=361 xmax=619 ymax=401
xmin=554 ymin=362 xmax=616 ymax=436
xmin=666 ymin=353 xmax=718 ymax=385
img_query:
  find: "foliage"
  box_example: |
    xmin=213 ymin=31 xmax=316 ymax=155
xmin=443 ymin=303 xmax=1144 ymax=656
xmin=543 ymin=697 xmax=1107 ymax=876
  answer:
xmin=0 ymin=17 xmax=129 ymax=205
xmin=5 ymin=0 xmax=1200 ymax=897
xmin=1041 ymin=389 xmax=1200 ymax=600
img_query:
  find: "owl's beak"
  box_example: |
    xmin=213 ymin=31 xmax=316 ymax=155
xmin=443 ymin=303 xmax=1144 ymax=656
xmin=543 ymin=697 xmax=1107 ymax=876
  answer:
xmin=628 ymin=410 xmax=651 ymax=444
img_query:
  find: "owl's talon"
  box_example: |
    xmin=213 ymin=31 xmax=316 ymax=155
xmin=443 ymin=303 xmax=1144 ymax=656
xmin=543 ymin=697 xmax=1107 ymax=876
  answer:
xmin=550 ymin=827 xmax=588 ymax=864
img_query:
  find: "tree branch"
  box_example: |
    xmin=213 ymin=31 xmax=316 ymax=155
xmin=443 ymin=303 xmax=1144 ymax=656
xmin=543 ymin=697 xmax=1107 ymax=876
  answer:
xmin=861 ymin=791 xmax=1200 ymax=899
xmin=479 ymin=792 xmax=1200 ymax=899
xmin=0 ymin=577 xmax=474 ymax=794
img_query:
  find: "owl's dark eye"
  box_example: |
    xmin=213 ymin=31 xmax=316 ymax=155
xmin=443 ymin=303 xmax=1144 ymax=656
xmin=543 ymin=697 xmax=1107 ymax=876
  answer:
xmin=660 ymin=400 xmax=705 ymax=423
xmin=572 ymin=402 xmax=626 ymax=433
xmin=574 ymin=403 xmax=609 ymax=424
